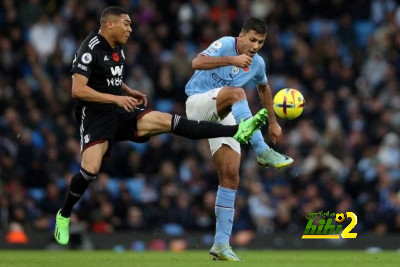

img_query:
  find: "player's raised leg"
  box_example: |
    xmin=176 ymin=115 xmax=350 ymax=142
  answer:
xmin=227 ymin=89 xmax=293 ymax=168
xmin=233 ymin=108 xmax=268 ymax=143
xmin=135 ymin=110 xmax=267 ymax=144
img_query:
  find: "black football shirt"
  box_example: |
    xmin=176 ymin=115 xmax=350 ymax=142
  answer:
xmin=71 ymin=31 xmax=126 ymax=110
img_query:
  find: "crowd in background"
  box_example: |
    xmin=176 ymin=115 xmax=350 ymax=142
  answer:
xmin=1 ymin=0 xmax=400 ymax=244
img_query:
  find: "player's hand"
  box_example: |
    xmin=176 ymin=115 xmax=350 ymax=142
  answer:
xmin=233 ymin=54 xmax=252 ymax=68
xmin=114 ymin=95 xmax=139 ymax=112
xmin=268 ymin=121 xmax=282 ymax=144
xmin=127 ymin=90 xmax=147 ymax=107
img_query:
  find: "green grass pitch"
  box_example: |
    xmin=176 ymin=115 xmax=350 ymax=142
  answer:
xmin=1 ymin=250 xmax=399 ymax=267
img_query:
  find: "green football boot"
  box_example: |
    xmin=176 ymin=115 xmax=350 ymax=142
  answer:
xmin=54 ymin=210 xmax=70 ymax=245
xmin=234 ymin=108 xmax=268 ymax=144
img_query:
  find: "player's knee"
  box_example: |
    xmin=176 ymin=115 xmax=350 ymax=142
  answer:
xmin=80 ymin=164 xmax=99 ymax=175
xmin=228 ymin=87 xmax=246 ymax=103
xmin=137 ymin=111 xmax=172 ymax=136
xmin=80 ymin=167 xmax=97 ymax=182
xmin=219 ymin=171 xmax=239 ymax=189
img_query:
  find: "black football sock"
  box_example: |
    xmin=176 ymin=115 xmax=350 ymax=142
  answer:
xmin=171 ymin=115 xmax=238 ymax=139
xmin=60 ymin=168 xmax=97 ymax=217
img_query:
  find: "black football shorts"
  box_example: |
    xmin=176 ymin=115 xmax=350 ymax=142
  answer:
xmin=75 ymin=105 xmax=151 ymax=159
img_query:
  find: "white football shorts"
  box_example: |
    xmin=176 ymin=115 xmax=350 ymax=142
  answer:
xmin=185 ymin=88 xmax=240 ymax=155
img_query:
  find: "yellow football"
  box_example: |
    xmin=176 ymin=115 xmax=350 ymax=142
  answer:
xmin=273 ymin=88 xmax=305 ymax=120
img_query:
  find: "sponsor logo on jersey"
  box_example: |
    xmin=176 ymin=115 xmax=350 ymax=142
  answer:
xmin=107 ymin=77 xmax=123 ymax=86
xmin=104 ymin=55 xmax=109 ymax=61
xmin=81 ymin=52 xmax=92 ymax=64
xmin=110 ymin=65 xmax=123 ymax=76
xmin=211 ymin=73 xmax=233 ymax=87
xmin=107 ymin=65 xmax=124 ymax=86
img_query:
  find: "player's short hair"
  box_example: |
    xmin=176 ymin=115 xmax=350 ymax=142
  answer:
xmin=241 ymin=18 xmax=267 ymax=35
xmin=100 ymin=6 xmax=128 ymax=25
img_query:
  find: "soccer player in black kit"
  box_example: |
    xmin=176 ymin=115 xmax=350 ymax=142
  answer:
xmin=54 ymin=6 xmax=268 ymax=245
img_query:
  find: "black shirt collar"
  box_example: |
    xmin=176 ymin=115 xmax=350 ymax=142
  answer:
xmin=92 ymin=31 xmax=120 ymax=52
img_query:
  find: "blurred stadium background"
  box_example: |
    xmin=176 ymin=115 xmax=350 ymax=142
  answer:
xmin=1 ymin=0 xmax=400 ymax=251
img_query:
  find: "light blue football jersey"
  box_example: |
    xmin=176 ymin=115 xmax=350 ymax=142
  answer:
xmin=185 ymin=36 xmax=268 ymax=96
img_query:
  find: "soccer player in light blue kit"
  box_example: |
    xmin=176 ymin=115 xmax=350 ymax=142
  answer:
xmin=185 ymin=18 xmax=293 ymax=261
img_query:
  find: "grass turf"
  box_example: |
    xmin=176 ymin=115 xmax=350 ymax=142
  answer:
xmin=1 ymin=250 xmax=399 ymax=267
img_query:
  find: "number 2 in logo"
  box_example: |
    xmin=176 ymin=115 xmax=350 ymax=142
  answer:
xmin=340 ymin=212 xmax=358 ymax=239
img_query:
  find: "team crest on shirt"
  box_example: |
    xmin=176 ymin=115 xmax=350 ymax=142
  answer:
xmin=212 ymin=41 xmax=222 ymax=49
xmin=81 ymin=52 xmax=92 ymax=64
xmin=232 ymin=66 xmax=239 ymax=74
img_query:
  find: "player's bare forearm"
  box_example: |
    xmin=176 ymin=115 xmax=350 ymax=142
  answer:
xmin=72 ymin=74 xmax=138 ymax=112
xmin=257 ymin=83 xmax=277 ymax=123
xmin=192 ymin=54 xmax=235 ymax=70
xmin=258 ymin=83 xmax=282 ymax=144
xmin=122 ymin=82 xmax=140 ymax=96
xmin=72 ymin=73 xmax=117 ymax=103
xmin=122 ymin=82 xmax=131 ymax=94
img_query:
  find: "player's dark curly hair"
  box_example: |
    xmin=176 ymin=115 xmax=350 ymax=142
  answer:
xmin=241 ymin=18 xmax=267 ymax=35
xmin=100 ymin=6 xmax=128 ymax=25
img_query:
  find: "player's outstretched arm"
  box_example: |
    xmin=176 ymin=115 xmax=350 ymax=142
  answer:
xmin=72 ymin=73 xmax=139 ymax=112
xmin=257 ymin=83 xmax=281 ymax=144
xmin=192 ymin=54 xmax=252 ymax=70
